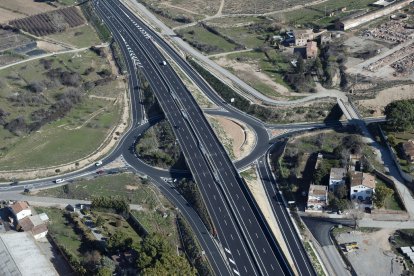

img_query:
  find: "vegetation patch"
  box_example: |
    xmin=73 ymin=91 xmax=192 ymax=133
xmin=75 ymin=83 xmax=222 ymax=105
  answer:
xmin=0 ymin=49 xmax=123 ymax=169
xmin=35 ymin=173 xmax=166 ymax=209
xmin=188 ymin=58 xmax=340 ymax=123
xmin=135 ymin=119 xmax=186 ymax=170
xmin=48 ymin=24 xmax=101 ymax=48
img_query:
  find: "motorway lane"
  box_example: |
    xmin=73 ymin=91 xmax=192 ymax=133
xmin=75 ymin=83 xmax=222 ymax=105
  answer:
xmin=99 ymin=1 xmax=294 ymax=275
xmin=95 ymin=3 xmax=260 ymax=275
xmin=257 ymin=142 xmax=315 ymax=276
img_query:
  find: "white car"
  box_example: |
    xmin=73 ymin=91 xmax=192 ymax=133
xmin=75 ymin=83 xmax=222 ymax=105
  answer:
xmin=55 ymin=179 xmax=65 ymax=184
xmin=161 ymin=60 xmax=167 ymax=66
xmin=95 ymin=161 xmax=103 ymax=166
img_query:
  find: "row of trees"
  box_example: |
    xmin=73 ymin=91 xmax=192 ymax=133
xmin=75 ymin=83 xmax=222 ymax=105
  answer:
xmin=177 ymin=216 xmax=214 ymax=276
xmin=91 ymin=196 xmax=130 ymax=214
xmin=176 ymin=178 xmax=213 ymax=233
xmin=384 ymin=99 xmax=414 ymax=132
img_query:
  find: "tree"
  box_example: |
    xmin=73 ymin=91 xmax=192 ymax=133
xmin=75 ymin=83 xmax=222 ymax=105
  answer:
xmin=137 ymin=234 xmax=196 ymax=275
xmin=342 ymin=134 xmax=363 ymax=155
xmin=384 ymin=99 xmax=414 ymax=131
xmin=335 ymin=185 xmax=348 ymax=199
xmin=95 ymin=267 xmax=112 ymax=276
xmin=296 ymin=55 xmax=305 ymax=74
xmin=374 ymin=185 xmax=394 ymax=208
xmin=95 ymin=215 xmax=105 ymax=228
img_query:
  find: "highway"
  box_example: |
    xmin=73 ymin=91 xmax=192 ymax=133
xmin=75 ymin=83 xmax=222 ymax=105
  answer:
xmin=94 ymin=1 xmax=295 ymax=275
xmin=1 ymin=0 xmax=388 ymax=274
xmin=257 ymin=142 xmax=315 ymax=276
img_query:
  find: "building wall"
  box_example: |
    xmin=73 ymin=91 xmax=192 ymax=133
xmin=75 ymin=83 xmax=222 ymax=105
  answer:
xmin=350 ymin=185 xmax=374 ymax=200
xmin=338 ymin=0 xmax=413 ymax=30
xmin=329 ymin=179 xmax=345 ymax=191
xmin=16 ymin=210 xmax=32 ymax=221
xmin=33 ymin=231 xmax=47 ymax=240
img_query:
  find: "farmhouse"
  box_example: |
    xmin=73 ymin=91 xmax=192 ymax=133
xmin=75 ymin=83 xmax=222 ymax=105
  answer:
xmin=306 ymin=185 xmax=328 ymax=212
xmin=294 ymin=29 xmax=314 ymax=46
xmin=306 ymin=41 xmax=318 ymax=59
xmin=329 ymin=168 xmax=347 ymax=192
xmin=335 ymin=0 xmax=414 ymax=31
xmin=9 ymin=201 xmax=31 ymax=221
xmin=18 ymin=213 xmax=49 ymax=240
xmin=350 ymin=172 xmax=376 ymax=202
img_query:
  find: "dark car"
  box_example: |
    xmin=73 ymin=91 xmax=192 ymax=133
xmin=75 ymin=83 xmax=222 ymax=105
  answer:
xmin=9 ymin=181 xmax=18 ymax=186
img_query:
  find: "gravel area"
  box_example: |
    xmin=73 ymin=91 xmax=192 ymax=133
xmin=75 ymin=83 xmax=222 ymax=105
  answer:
xmin=337 ymin=229 xmax=403 ymax=276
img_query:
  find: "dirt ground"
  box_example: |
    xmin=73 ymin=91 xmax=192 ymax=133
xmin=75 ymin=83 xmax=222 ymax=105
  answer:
xmin=357 ymin=84 xmax=414 ymax=116
xmin=0 ymin=0 xmax=56 ymax=19
xmin=36 ymin=40 xmax=69 ymax=53
xmin=214 ymin=56 xmax=294 ymax=98
xmin=209 ymin=115 xmax=256 ymax=160
xmin=0 ymin=7 xmax=25 ymax=23
xmin=337 ymin=228 xmax=403 ymax=276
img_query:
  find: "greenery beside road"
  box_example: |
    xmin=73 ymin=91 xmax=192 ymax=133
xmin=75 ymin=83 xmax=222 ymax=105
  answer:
xmin=135 ymin=119 xmax=186 ymax=170
xmin=35 ymin=173 xmax=167 ymax=209
xmin=383 ymin=100 xmax=414 ymax=176
xmin=188 ymin=58 xmax=339 ymax=123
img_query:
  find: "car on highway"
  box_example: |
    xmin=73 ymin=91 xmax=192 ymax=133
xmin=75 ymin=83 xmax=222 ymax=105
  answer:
xmin=161 ymin=60 xmax=167 ymax=66
xmin=95 ymin=161 xmax=103 ymax=166
xmin=55 ymin=179 xmax=65 ymax=184
xmin=96 ymin=170 xmax=105 ymax=175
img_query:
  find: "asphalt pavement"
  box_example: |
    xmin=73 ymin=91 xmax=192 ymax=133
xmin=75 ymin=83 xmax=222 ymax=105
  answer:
xmin=95 ymin=1 xmax=302 ymax=275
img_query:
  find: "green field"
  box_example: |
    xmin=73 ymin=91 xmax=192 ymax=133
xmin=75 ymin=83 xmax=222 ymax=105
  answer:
xmin=376 ymin=180 xmax=404 ymax=211
xmin=177 ymin=25 xmax=239 ymax=54
xmin=0 ymin=49 xmax=124 ymax=170
xmin=35 ymin=173 xmax=169 ymax=209
xmin=282 ymin=0 xmax=378 ymax=27
xmin=34 ymin=207 xmax=83 ymax=259
xmin=132 ymin=210 xmax=179 ymax=248
xmin=48 ymin=25 xmax=101 ymax=48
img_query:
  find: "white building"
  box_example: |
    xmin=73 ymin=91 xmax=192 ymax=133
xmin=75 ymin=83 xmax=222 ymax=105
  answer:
xmin=350 ymin=172 xmax=376 ymax=202
xmin=9 ymin=201 xmax=31 ymax=221
xmin=329 ymin=168 xmax=347 ymax=192
xmin=306 ymin=185 xmax=328 ymax=212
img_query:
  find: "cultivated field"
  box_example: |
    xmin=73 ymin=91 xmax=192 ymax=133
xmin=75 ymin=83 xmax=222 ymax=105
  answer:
xmin=9 ymin=7 xmax=85 ymax=36
xmin=0 ymin=0 xmax=56 ymax=23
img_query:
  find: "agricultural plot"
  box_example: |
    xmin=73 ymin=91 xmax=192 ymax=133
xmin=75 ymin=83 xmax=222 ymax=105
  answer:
xmin=9 ymin=7 xmax=85 ymax=37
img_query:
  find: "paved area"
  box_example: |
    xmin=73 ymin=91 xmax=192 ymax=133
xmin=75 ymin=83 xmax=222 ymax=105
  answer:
xmin=336 ymin=229 xmax=403 ymax=276
xmin=0 ymin=232 xmax=58 ymax=276
xmin=0 ymin=193 xmax=144 ymax=211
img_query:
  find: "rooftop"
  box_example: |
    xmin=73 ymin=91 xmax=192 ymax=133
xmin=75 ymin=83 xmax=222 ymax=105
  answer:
xmin=10 ymin=201 xmax=30 ymax=214
xmin=309 ymin=184 xmax=328 ymax=196
xmin=0 ymin=232 xmax=57 ymax=275
xmin=330 ymin=168 xmax=347 ymax=179
xmin=350 ymin=172 xmax=376 ymax=189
